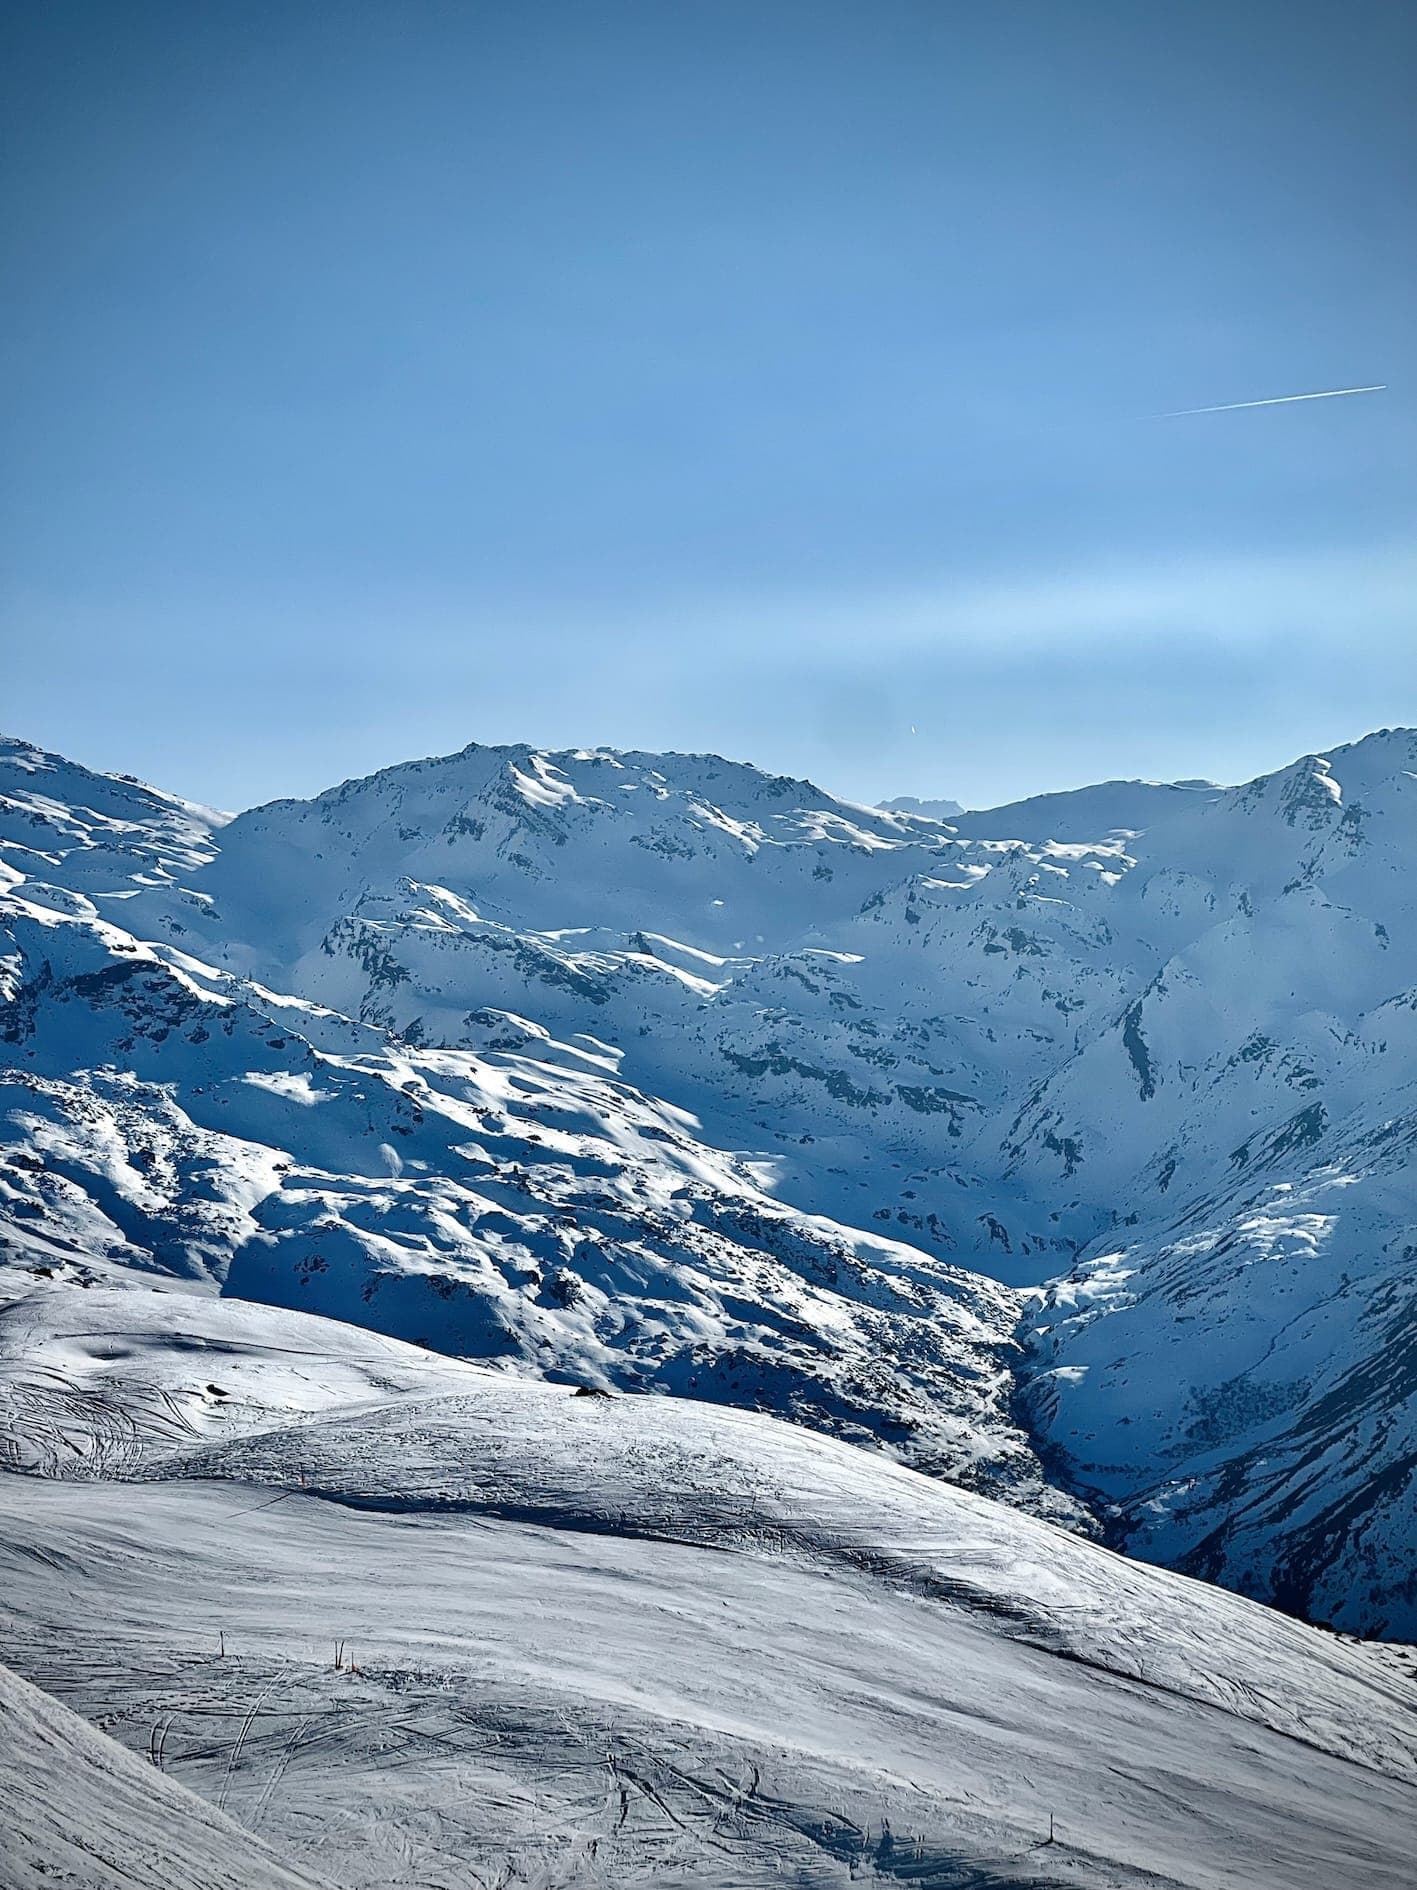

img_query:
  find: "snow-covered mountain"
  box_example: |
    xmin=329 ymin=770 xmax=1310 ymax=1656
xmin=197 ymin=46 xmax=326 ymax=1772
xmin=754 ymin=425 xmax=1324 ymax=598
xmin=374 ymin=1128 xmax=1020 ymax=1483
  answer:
xmin=879 ymin=791 xmax=966 ymax=819
xmin=0 ymin=737 xmax=1064 ymax=1515
xmin=3 ymin=726 xmax=1416 ymax=1635
xmin=950 ymin=775 xmax=1221 ymax=843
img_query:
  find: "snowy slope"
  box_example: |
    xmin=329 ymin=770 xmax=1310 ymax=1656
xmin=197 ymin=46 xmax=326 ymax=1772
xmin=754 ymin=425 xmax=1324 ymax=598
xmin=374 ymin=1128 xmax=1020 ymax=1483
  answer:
xmin=3 ymin=727 xmax=1417 ymax=1631
xmin=950 ymin=776 xmax=1221 ymax=843
xmin=0 ymin=1657 xmax=333 ymax=1890
xmin=2 ymin=1268 xmax=1416 ymax=1890
xmin=1021 ymin=1093 xmax=1417 ymax=1635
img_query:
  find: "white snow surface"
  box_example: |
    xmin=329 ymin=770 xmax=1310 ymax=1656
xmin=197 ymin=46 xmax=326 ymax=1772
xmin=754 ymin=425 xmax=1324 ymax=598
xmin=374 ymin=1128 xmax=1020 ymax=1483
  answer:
xmin=0 ymin=1654 xmax=332 ymax=1889
xmin=2 ymin=1266 xmax=1416 ymax=1890
xmin=3 ymin=727 xmax=1417 ymax=1636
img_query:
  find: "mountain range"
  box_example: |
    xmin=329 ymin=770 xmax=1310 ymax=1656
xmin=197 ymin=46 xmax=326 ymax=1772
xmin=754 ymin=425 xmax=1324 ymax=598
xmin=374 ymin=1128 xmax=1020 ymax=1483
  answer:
xmin=3 ymin=726 xmax=1415 ymax=1638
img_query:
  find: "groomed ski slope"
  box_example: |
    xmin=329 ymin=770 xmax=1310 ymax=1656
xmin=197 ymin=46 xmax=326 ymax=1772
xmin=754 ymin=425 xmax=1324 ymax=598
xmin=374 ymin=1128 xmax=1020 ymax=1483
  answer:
xmin=2 ymin=1269 xmax=1415 ymax=1890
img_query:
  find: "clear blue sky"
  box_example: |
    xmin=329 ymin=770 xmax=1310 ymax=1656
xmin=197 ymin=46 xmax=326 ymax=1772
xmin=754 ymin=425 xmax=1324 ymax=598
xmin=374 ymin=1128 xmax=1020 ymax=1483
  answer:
xmin=3 ymin=0 xmax=1413 ymax=811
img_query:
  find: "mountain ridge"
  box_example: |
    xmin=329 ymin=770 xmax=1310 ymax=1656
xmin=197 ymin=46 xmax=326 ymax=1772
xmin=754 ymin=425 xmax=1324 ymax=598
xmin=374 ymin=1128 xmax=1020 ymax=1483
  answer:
xmin=3 ymin=723 xmax=1416 ymax=1633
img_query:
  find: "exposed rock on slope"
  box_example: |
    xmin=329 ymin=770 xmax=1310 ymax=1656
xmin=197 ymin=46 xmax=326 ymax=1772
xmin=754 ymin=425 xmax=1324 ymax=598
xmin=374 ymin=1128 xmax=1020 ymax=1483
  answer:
xmin=3 ymin=727 xmax=1417 ymax=1630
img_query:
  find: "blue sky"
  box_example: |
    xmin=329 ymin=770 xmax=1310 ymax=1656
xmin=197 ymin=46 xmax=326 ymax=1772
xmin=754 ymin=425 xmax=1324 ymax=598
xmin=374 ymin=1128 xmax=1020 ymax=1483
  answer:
xmin=3 ymin=0 xmax=1413 ymax=811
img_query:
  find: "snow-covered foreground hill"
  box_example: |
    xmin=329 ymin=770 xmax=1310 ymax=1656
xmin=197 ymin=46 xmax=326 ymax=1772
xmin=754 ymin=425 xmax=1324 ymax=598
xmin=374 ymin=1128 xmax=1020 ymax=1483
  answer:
xmin=2 ymin=727 xmax=1416 ymax=1634
xmin=2 ymin=1266 xmax=1415 ymax=1890
xmin=0 ymin=1656 xmax=334 ymax=1890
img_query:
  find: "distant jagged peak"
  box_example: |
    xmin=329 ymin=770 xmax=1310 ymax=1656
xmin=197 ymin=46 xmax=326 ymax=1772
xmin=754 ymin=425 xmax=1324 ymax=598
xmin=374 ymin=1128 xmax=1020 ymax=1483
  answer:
xmin=0 ymin=731 xmax=231 ymax=832
xmin=880 ymin=793 xmax=966 ymax=821
xmin=261 ymin=738 xmax=832 ymax=814
xmin=1305 ymin=724 xmax=1417 ymax=771
xmin=1 ymin=733 xmax=66 ymax=775
xmin=1229 ymin=750 xmax=1345 ymax=827
xmin=1216 ymin=736 xmax=1417 ymax=856
xmin=225 ymin=737 xmax=954 ymax=862
xmin=943 ymin=730 xmax=1417 ymax=851
xmin=1231 ymin=726 xmax=1417 ymax=812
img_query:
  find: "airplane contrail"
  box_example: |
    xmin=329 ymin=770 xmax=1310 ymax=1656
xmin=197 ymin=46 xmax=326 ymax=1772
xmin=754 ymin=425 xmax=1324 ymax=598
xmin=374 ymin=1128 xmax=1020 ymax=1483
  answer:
xmin=1155 ymin=384 xmax=1386 ymax=419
